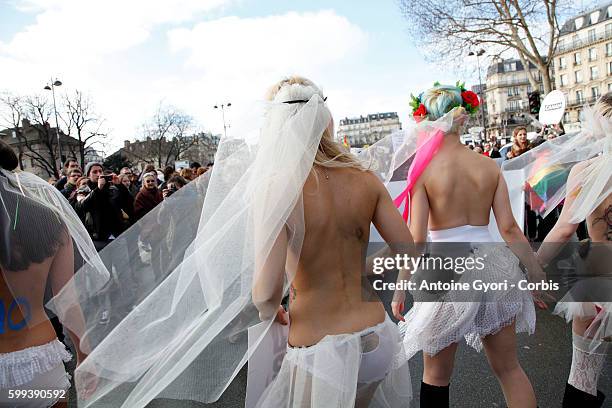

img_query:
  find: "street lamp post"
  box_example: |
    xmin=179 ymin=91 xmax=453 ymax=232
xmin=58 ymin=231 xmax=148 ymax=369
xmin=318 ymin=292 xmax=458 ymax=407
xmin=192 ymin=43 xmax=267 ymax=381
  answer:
xmin=44 ymin=78 xmax=63 ymax=174
xmin=468 ymin=49 xmax=487 ymax=141
xmin=214 ymin=103 xmax=231 ymax=139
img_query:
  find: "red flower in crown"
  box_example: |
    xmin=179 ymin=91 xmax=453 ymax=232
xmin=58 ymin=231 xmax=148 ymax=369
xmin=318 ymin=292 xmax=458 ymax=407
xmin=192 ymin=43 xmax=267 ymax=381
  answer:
xmin=461 ymin=91 xmax=480 ymax=108
xmin=413 ymin=103 xmax=427 ymax=119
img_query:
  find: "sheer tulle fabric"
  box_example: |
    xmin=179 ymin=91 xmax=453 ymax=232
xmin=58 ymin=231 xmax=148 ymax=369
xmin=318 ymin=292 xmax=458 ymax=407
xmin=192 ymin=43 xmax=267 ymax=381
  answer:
xmin=502 ymin=106 xmax=611 ymax=222
xmin=256 ymin=315 xmax=412 ymax=408
xmin=0 ymin=169 xmax=108 ymax=334
xmin=49 ymin=95 xmax=335 ymax=407
xmin=505 ymin=107 xmax=611 ymax=355
xmin=398 ymin=227 xmax=536 ymax=357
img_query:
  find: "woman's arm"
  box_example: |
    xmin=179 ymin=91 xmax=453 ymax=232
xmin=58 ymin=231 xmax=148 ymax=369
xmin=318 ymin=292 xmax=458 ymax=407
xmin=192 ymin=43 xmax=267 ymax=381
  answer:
xmin=370 ymin=175 xmax=419 ymax=320
xmin=252 ymin=225 xmax=288 ymax=321
xmin=492 ymin=172 xmax=545 ymax=285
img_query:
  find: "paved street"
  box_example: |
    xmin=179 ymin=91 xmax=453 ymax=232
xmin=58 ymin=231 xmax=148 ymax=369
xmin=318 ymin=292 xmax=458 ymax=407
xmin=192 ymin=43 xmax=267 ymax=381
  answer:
xmin=66 ymin=307 xmax=611 ymax=408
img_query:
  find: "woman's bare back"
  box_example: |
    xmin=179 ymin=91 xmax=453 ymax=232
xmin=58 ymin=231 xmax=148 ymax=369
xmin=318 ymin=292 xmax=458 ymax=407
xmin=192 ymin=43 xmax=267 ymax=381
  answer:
xmin=421 ymin=140 xmax=501 ymax=230
xmin=587 ymin=194 xmax=612 ymax=242
xmin=288 ymin=167 xmax=386 ymax=346
xmin=0 ymin=259 xmax=57 ymax=353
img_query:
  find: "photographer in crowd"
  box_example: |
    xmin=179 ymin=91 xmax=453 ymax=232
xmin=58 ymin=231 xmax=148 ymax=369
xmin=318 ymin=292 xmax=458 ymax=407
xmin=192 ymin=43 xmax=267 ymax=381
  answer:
xmin=162 ymin=175 xmax=188 ymax=199
xmin=72 ymin=162 xmax=122 ymax=251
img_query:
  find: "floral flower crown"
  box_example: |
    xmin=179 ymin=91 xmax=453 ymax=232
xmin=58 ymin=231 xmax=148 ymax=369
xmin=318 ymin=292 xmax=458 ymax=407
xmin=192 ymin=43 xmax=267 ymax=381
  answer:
xmin=409 ymin=81 xmax=480 ymax=120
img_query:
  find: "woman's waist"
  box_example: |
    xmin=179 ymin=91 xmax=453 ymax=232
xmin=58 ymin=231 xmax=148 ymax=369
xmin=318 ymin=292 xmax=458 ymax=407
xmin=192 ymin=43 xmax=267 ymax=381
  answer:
xmin=429 ymin=225 xmax=493 ymax=242
xmin=0 ymin=319 xmax=56 ymax=354
xmin=288 ymin=301 xmax=386 ymax=347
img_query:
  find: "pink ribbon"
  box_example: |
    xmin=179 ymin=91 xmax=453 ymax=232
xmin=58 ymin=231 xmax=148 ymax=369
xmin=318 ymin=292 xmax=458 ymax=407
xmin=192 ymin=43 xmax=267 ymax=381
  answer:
xmin=393 ymin=129 xmax=445 ymax=223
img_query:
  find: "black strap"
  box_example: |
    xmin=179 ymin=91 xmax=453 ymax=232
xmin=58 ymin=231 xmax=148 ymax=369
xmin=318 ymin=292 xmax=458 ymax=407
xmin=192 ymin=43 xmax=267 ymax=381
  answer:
xmin=283 ymin=96 xmax=327 ymax=104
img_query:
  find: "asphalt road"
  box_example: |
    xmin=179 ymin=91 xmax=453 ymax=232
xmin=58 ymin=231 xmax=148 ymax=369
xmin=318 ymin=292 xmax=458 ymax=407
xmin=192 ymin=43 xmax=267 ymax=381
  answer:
xmin=65 ymin=307 xmax=611 ymax=408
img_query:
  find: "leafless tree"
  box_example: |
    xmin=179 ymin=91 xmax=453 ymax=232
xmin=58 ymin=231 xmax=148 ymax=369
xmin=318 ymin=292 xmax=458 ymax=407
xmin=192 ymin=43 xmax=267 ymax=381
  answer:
xmin=62 ymin=90 xmax=107 ymax=165
xmin=141 ymin=103 xmax=198 ymax=167
xmin=398 ymin=0 xmax=587 ymax=93
xmin=0 ymin=94 xmax=63 ymax=178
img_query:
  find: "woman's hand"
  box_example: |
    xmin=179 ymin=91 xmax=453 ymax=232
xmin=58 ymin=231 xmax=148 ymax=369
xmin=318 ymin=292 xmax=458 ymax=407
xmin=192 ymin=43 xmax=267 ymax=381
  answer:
xmin=274 ymin=305 xmax=289 ymax=325
xmin=391 ymin=290 xmax=407 ymax=322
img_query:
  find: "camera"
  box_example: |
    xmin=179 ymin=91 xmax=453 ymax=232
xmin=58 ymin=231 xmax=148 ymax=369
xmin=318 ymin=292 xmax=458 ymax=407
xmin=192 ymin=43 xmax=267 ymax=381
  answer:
xmin=101 ymin=175 xmax=114 ymax=182
xmin=165 ymin=185 xmax=178 ymax=197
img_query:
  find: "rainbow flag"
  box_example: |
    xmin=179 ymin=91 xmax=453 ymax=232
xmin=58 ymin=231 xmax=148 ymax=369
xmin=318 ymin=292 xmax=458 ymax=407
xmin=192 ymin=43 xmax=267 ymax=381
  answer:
xmin=526 ymin=164 xmax=571 ymax=215
xmin=343 ymin=135 xmax=350 ymax=148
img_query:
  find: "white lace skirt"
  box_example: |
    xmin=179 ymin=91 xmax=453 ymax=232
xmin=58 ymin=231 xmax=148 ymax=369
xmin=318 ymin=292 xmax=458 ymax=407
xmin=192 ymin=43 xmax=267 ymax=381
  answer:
xmin=0 ymin=339 xmax=72 ymax=408
xmin=0 ymin=339 xmax=72 ymax=389
xmin=256 ymin=314 xmax=412 ymax=408
xmin=399 ymin=226 xmax=536 ymax=357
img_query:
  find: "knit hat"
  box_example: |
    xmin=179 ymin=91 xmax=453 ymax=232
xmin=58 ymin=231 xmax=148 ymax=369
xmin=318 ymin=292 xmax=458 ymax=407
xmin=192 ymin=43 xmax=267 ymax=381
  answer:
xmin=85 ymin=162 xmax=103 ymax=177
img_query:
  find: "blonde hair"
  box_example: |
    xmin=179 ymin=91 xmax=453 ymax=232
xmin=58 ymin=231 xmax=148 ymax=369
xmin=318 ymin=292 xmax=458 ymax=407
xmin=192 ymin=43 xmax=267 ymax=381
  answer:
xmin=593 ymin=92 xmax=612 ymax=119
xmin=266 ymin=76 xmax=366 ymax=171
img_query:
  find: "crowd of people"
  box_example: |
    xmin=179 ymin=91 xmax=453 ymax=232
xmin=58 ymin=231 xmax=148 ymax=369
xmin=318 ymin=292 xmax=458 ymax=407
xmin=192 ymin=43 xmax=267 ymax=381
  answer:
xmin=48 ymin=160 xmax=212 ymax=251
xmin=468 ymin=123 xmax=566 ymax=159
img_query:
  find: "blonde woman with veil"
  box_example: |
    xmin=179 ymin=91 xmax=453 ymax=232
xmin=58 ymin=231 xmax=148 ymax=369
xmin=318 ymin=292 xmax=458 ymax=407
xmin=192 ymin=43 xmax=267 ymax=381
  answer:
xmin=251 ymin=76 xmax=414 ymax=407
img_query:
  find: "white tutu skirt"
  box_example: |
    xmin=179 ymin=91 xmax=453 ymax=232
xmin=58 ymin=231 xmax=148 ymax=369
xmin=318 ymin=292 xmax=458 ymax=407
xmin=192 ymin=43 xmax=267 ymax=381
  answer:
xmin=256 ymin=314 xmax=412 ymax=408
xmin=399 ymin=226 xmax=536 ymax=357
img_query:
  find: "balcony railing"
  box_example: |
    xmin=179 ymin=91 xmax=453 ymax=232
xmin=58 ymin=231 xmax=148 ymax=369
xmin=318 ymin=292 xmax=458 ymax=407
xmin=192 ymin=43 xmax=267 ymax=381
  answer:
xmin=486 ymin=78 xmax=532 ymax=88
xmin=504 ymin=106 xmax=525 ymax=113
xmin=557 ymin=29 xmax=612 ymax=54
xmin=566 ymin=96 xmax=598 ymax=107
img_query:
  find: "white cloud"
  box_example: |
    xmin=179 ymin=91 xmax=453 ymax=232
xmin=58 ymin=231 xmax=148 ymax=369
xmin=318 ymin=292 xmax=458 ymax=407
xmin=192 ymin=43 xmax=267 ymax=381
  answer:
xmin=163 ymin=10 xmax=368 ymax=142
xmin=1 ymin=0 xmax=231 ymax=63
xmin=1 ymin=6 xmax=373 ymax=154
xmin=168 ymin=11 xmax=367 ymax=75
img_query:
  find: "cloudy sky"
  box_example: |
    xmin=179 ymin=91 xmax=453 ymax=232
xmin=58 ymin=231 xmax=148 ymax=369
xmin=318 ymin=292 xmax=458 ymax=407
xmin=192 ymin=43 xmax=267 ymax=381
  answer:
xmin=1 ymin=0 xmax=477 ymax=154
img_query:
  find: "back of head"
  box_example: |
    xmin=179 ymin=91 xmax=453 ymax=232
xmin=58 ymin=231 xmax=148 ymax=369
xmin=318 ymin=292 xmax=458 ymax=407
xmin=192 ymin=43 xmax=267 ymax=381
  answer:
xmin=593 ymin=91 xmax=612 ymax=119
xmin=266 ymin=76 xmax=365 ymax=170
xmin=410 ymin=82 xmax=479 ymax=135
xmin=0 ymin=139 xmax=18 ymax=171
xmin=421 ymin=85 xmax=463 ymax=121
xmin=163 ymin=165 xmax=175 ymax=180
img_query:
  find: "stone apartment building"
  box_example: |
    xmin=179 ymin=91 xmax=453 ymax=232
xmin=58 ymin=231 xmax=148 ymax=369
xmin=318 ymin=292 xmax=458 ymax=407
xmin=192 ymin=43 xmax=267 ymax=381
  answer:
xmin=0 ymin=119 xmax=83 ymax=179
xmin=554 ymin=2 xmax=612 ymax=132
xmin=337 ymin=112 xmax=402 ymax=148
xmin=108 ymin=132 xmax=220 ymax=172
xmin=484 ymin=58 xmax=545 ymax=140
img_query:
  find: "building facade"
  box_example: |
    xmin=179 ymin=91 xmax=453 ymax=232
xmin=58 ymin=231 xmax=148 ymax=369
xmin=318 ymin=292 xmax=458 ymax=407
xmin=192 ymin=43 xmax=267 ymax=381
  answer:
xmin=337 ymin=112 xmax=401 ymax=148
xmin=554 ymin=3 xmax=612 ymax=132
xmin=0 ymin=119 xmax=83 ymax=179
xmin=484 ymin=58 xmax=545 ymax=140
xmin=108 ymin=132 xmax=220 ymax=172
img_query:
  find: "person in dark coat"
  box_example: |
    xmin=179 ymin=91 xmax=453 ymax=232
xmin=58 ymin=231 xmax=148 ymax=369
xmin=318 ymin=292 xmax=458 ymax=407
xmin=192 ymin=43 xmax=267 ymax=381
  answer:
xmin=72 ymin=162 xmax=122 ymax=251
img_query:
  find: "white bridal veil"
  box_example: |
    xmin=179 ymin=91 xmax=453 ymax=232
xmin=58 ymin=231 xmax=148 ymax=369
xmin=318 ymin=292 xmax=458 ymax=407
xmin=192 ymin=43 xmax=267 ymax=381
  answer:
xmin=42 ymin=81 xmax=459 ymax=407
xmin=502 ymin=105 xmax=611 ymax=223
xmin=49 ymin=85 xmax=333 ymax=407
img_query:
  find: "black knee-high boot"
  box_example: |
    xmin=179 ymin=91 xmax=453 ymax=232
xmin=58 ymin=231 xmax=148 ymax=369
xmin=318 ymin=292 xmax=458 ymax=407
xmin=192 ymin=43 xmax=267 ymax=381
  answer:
xmin=420 ymin=381 xmax=449 ymax=407
xmin=562 ymin=383 xmax=605 ymax=408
